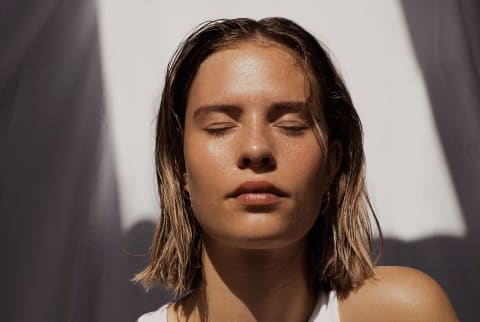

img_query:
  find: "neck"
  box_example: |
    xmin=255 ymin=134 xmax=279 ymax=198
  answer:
xmin=176 ymin=237 xmax=318 ymax=322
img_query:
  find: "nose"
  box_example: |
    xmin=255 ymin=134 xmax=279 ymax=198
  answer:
xmin=237 ymin=126 xmax=276 ymax=172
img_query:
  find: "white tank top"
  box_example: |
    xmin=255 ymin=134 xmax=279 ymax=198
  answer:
xmin=137 ymin=290 xmax=340 ymax=322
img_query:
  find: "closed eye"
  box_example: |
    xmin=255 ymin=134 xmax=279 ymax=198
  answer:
xmin=205 ymin=123 xmax=236 ymax=137
xmin=275 ymin=122 xmax=309 ymax=136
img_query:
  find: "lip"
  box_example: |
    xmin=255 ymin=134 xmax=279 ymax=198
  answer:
xmin=227 ymin=180 xmax=288 ymax=206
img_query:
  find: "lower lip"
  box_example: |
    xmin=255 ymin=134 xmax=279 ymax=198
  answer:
xmin=233 ymin=193 xmax=282 ymax=206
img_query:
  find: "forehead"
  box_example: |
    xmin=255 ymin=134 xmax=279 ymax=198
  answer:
xmin=202 ymin=39 xmax=306 ymax=78
xmin=186 ymin=40 xmax=310 ymax=110
xmin=213 ymin=38 xmax=303 ymax=65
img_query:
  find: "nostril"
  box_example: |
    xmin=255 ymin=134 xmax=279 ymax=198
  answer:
xmin=238 ymin=154 xmax=276 ymax=172
xmin=239 ymin=157 xmax=251 ymax=169
xmin=236 ymin=134 xmax=277 ymax=171
xmin=262 ymin=156 xmax=273 ymax=166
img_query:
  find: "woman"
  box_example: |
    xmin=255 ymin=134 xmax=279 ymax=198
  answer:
xmin=135 ymin=17 xmax=458 ymax=321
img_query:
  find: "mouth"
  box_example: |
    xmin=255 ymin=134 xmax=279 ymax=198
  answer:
xmin=227 ymin=180 xmax=288 ymax=206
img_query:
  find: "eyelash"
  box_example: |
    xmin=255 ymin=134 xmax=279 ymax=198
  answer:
xmin=205 ymin=126 xmax=234 ymax=137
xmin=277 ymin=124 xmax=308 ymax=136
xmin=204 ymin=124 xmax=309 ymax=137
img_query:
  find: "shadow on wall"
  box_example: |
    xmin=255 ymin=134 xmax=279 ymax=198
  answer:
xmin=379 ymin=1 xmax=480 ymax=322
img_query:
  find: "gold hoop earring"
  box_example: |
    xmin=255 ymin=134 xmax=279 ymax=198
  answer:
xmin=183 ymin=173 xmax=190 ymax=194
xmin=320 ymin=191 xmax=331 ymax=214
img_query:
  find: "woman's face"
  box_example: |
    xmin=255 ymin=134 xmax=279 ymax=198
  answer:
xmin=183 ymin=40 xmax=337 ymax=250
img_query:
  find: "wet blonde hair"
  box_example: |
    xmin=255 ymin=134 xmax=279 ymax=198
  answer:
xmin=134 ymin=17 xmax=382 ymax=297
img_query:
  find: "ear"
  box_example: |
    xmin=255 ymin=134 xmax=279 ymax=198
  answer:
xmin=326 ymin=140 xmax=342 ymax=185
xmin=183 ymin=172 xmax=190 ymax=193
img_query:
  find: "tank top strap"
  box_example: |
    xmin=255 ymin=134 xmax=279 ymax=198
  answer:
xmin=308 ymin=290 xmax=340 ymax=322
xmin=137 ymin=303 xmax=168 ymax=322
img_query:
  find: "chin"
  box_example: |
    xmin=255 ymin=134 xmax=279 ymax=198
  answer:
xmin=208 ymin=219 xmax=309 ymax=250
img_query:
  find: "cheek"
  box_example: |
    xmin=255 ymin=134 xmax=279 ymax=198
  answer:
xmin=183 ymin=138 xmax=235 ymax=239
xmin=183 ymin=138 xmax=231 ymax=202
xmin=304 ymin=154 xmax=328 ymax=193
xmin=282 ymin=142 xmax=328 ymax=212
xmin=283 ymin=140 xmax=326 ymax=184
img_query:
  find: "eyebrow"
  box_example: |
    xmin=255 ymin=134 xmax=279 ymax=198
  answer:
xmin=192 ymin=104 xmax=242 ymax=120
xmin=269 ymin=101 xmax=308 ymax=113
xmin=192 ymin=101 xmax=309 ymax=120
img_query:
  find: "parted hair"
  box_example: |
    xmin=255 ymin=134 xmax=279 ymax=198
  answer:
xmin=134 ymin=17 xmax=382 ymax=297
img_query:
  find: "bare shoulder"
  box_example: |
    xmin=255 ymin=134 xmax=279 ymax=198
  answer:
xmin=338 ymin=266 xmax=459 ymax=322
